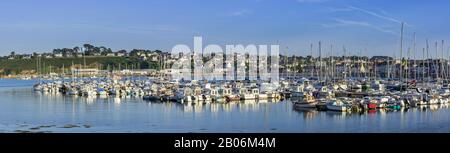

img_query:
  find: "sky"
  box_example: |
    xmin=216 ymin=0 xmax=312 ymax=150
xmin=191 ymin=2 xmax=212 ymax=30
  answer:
xmin=1 ymin=0 xmax=450 ymax=57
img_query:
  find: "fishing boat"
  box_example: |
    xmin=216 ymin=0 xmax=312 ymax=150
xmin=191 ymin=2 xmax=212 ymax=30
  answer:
xmin=423 ymin=94 xmax=439 ymax=105
xmin=67 ymin=87 xmax=79 ymax=96
xmin=325 ymin=99 xmax=350 ymax=112
xmin=404 ymin=93 xmax=425 ymax=106
xmin=181 ymin=87 xmax=196 ymax=103
xmin=293 ymin=92 xmax=317 ymax=108
xmin=363 ymin=97 xmax=377 ymax=109
xmin=239 ymin=87 xmax=257 ymax=100
xmin=33 ymin=84 xmax=43 ymax=91
xmin=224 ymin=88 xmax=240 ymax=102
xmin=97 ymin=87 xmax=108 ymax=96
xmin=143 ymin=92 xmax=162 ymax=101
xmin=374 ymin=96 xmax=389 ymax=108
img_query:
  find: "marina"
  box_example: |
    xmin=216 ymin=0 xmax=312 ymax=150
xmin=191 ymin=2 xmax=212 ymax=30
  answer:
xmin=1 ymin=0 xmax=450 ymax=135
xmin=22 ymin=22 xmax=450 ymax=117
xmin=30 ymin=74 xmax=450 ymax=112
xmin=0 ymin=78 xmax=449 ymax=133
xmin=7 ymin=28 xmax=450 ymax=132
xmin=3 ymin=1 xmax=450 ymax=152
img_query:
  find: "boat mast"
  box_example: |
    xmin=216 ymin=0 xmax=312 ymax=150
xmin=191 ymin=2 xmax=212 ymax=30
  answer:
xmin=413 ymin=32 xmax=417 ymax=80
xmin=426 ymin=39 xmax=430 ymax=83
xmin=359 ymin=50 xmax=363 ymax=79
xmin=310 ymin=43 xmax=313 ymax=78
xmin=83 ymin=46 xmax=86 ymax=70
xmin=319 ymin=41 xmax=322 ymax=82
xmin=387 ymin=51 xmax=390 ymax=79
xmin=71 ymin=61 xmax=74 ymax=82
xmin=343 ymin=46 xmax=347 ymax=80
xmin=331 ymin=45 xmax=334 ymax=82
xmin=399 ymin=22 xmax=404 ymax=91
xmin=62 ymin=64 xmax=65 ymax=82
xmin=441 ymin=40 xmax=445 ymax=80
xmin=36 ymin=55 xmax=40 ymax=83
xmin=435 ymin=41 xmax=439 ymax=80
xmin=447 ymin=46 xmax=450 ymax=80
xmin=406 ymin=47 xmax=410 ymax=85
xmin=422 ymin=48 xmax=425 ymax=82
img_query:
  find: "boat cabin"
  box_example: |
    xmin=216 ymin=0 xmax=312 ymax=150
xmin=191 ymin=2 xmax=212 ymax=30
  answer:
xmin=210 ymin=88 xmax=218 ymax=96
xmin=194 ymin=87 xmax=202 ymax=95
xmin=239 ymin=88 xmax=247 ymax=95
xmin=251 ymin=88 xmax=260 ymax=94
xmin=219 ymin=88 xmax=232 ymax=96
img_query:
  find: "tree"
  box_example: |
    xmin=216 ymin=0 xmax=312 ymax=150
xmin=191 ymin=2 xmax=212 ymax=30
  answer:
xmin=73 ymin=47 xmax=80 ymax=53
xmin=101 ymin=48 xmax=113 ymax=56
xmin=83 ymin=44 xmax=94 ymax=55
xmin=130 ymin=49 xmax=143 ymax=57
xmin=32 ymin=52 xmax=38 ymax=58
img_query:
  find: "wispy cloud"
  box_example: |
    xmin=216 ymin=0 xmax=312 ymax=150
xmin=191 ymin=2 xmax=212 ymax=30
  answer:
xmin=322 ymin=18 xmax=398 ymax=35
xmin=330 ymin=5 xmax=410 ymax=26
xmin=229 ymin=9 xmax=253 ymax=16
xmin=348 ymin=6 xmax=408 ymax=25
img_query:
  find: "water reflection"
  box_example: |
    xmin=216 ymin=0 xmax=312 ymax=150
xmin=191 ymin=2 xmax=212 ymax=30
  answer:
xmin=2 ymin=85 xmax=450 ymax=132
xmin=39 ymin=91 xmax=450 ymax=120
xmin=293 ymin=107 xmax=318 ymax=120
xmin=173 ymin=100 xmax=278 ymax=113
xmin=30 ymin=90 xmax=450 ymax=119
xmin=290 ymin=103 xmax=450 ymax=121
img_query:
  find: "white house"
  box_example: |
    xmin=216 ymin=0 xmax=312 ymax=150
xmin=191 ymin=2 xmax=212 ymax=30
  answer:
xmin=116 ymin=52 xmax=125 ymax=57
xmin=54 ymin=53 xmax=63 ymax=58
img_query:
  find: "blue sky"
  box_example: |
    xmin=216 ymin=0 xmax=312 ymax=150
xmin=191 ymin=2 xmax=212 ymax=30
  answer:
xmin=1 ymin=0 xmax=450 ymax=57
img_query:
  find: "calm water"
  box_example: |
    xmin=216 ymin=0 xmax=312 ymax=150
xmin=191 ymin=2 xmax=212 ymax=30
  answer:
xmin=0 ymin=79 xmax=449 ymax=133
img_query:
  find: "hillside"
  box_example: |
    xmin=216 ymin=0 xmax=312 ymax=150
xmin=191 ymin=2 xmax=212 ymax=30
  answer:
xmin=0 ymin=56 xmax=160 ymax=76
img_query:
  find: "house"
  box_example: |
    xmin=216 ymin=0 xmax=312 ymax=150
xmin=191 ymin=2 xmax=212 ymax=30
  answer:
xmin=116 ymin=52 xmax=125 ymax=57
xmin=71 ymin=68 xmax=99 ymax=75
xmin=65 ymin=53 xmax=74 ymax=57
xmin=33 ymin=54 xmax=42 ymax=58
xmin=54 ymin=53 xmax=63 ymax=58
xmin=150 ymin=54 xmax=160 ymax=62
xmin=106 ymin=53 xmax=115 ymax=57
xmin=22 ymin=54 xmax=32 ymax=59
xmin=140 ymin=55 xmax=148 ymax=60
xmin=44 ymin=54 xmax=53 ymax=58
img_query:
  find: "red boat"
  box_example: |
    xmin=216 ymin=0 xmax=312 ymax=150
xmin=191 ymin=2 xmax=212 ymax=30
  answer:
xmin=367 ymin=103 xmax=377 ymax=109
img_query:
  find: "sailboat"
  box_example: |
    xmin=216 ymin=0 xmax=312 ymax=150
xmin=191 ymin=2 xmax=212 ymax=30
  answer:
xmin=293 ymin=92 xmax=317 ymax=108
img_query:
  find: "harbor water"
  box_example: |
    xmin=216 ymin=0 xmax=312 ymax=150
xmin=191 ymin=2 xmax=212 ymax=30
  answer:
xmin=0 ymin=79 xmax=449 ymax=133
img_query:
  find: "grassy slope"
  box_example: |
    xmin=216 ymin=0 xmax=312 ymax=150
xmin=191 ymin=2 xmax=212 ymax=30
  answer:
xmin=0 ymin=56 xmax=159 ymax=75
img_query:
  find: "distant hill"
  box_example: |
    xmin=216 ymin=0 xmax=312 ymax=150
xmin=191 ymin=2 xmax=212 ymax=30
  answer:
xmin=0 ymin=56 xmax=160 ymax=76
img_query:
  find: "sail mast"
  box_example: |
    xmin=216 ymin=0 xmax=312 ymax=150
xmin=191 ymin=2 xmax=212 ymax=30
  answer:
xmin=426 ymin=39 xmax=430 ymax=82
xmin=441 ymin=40 xmax=445 ymax=80
xmin=319 ymin=41 xmax=322 ymax=82
xmin=413 ymin=32 xmax=417 ymax=80
xmin=399 ymin=22 xmax=404 ymax=91
xmin=422 ymin=48 xmax=425 ymax=82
